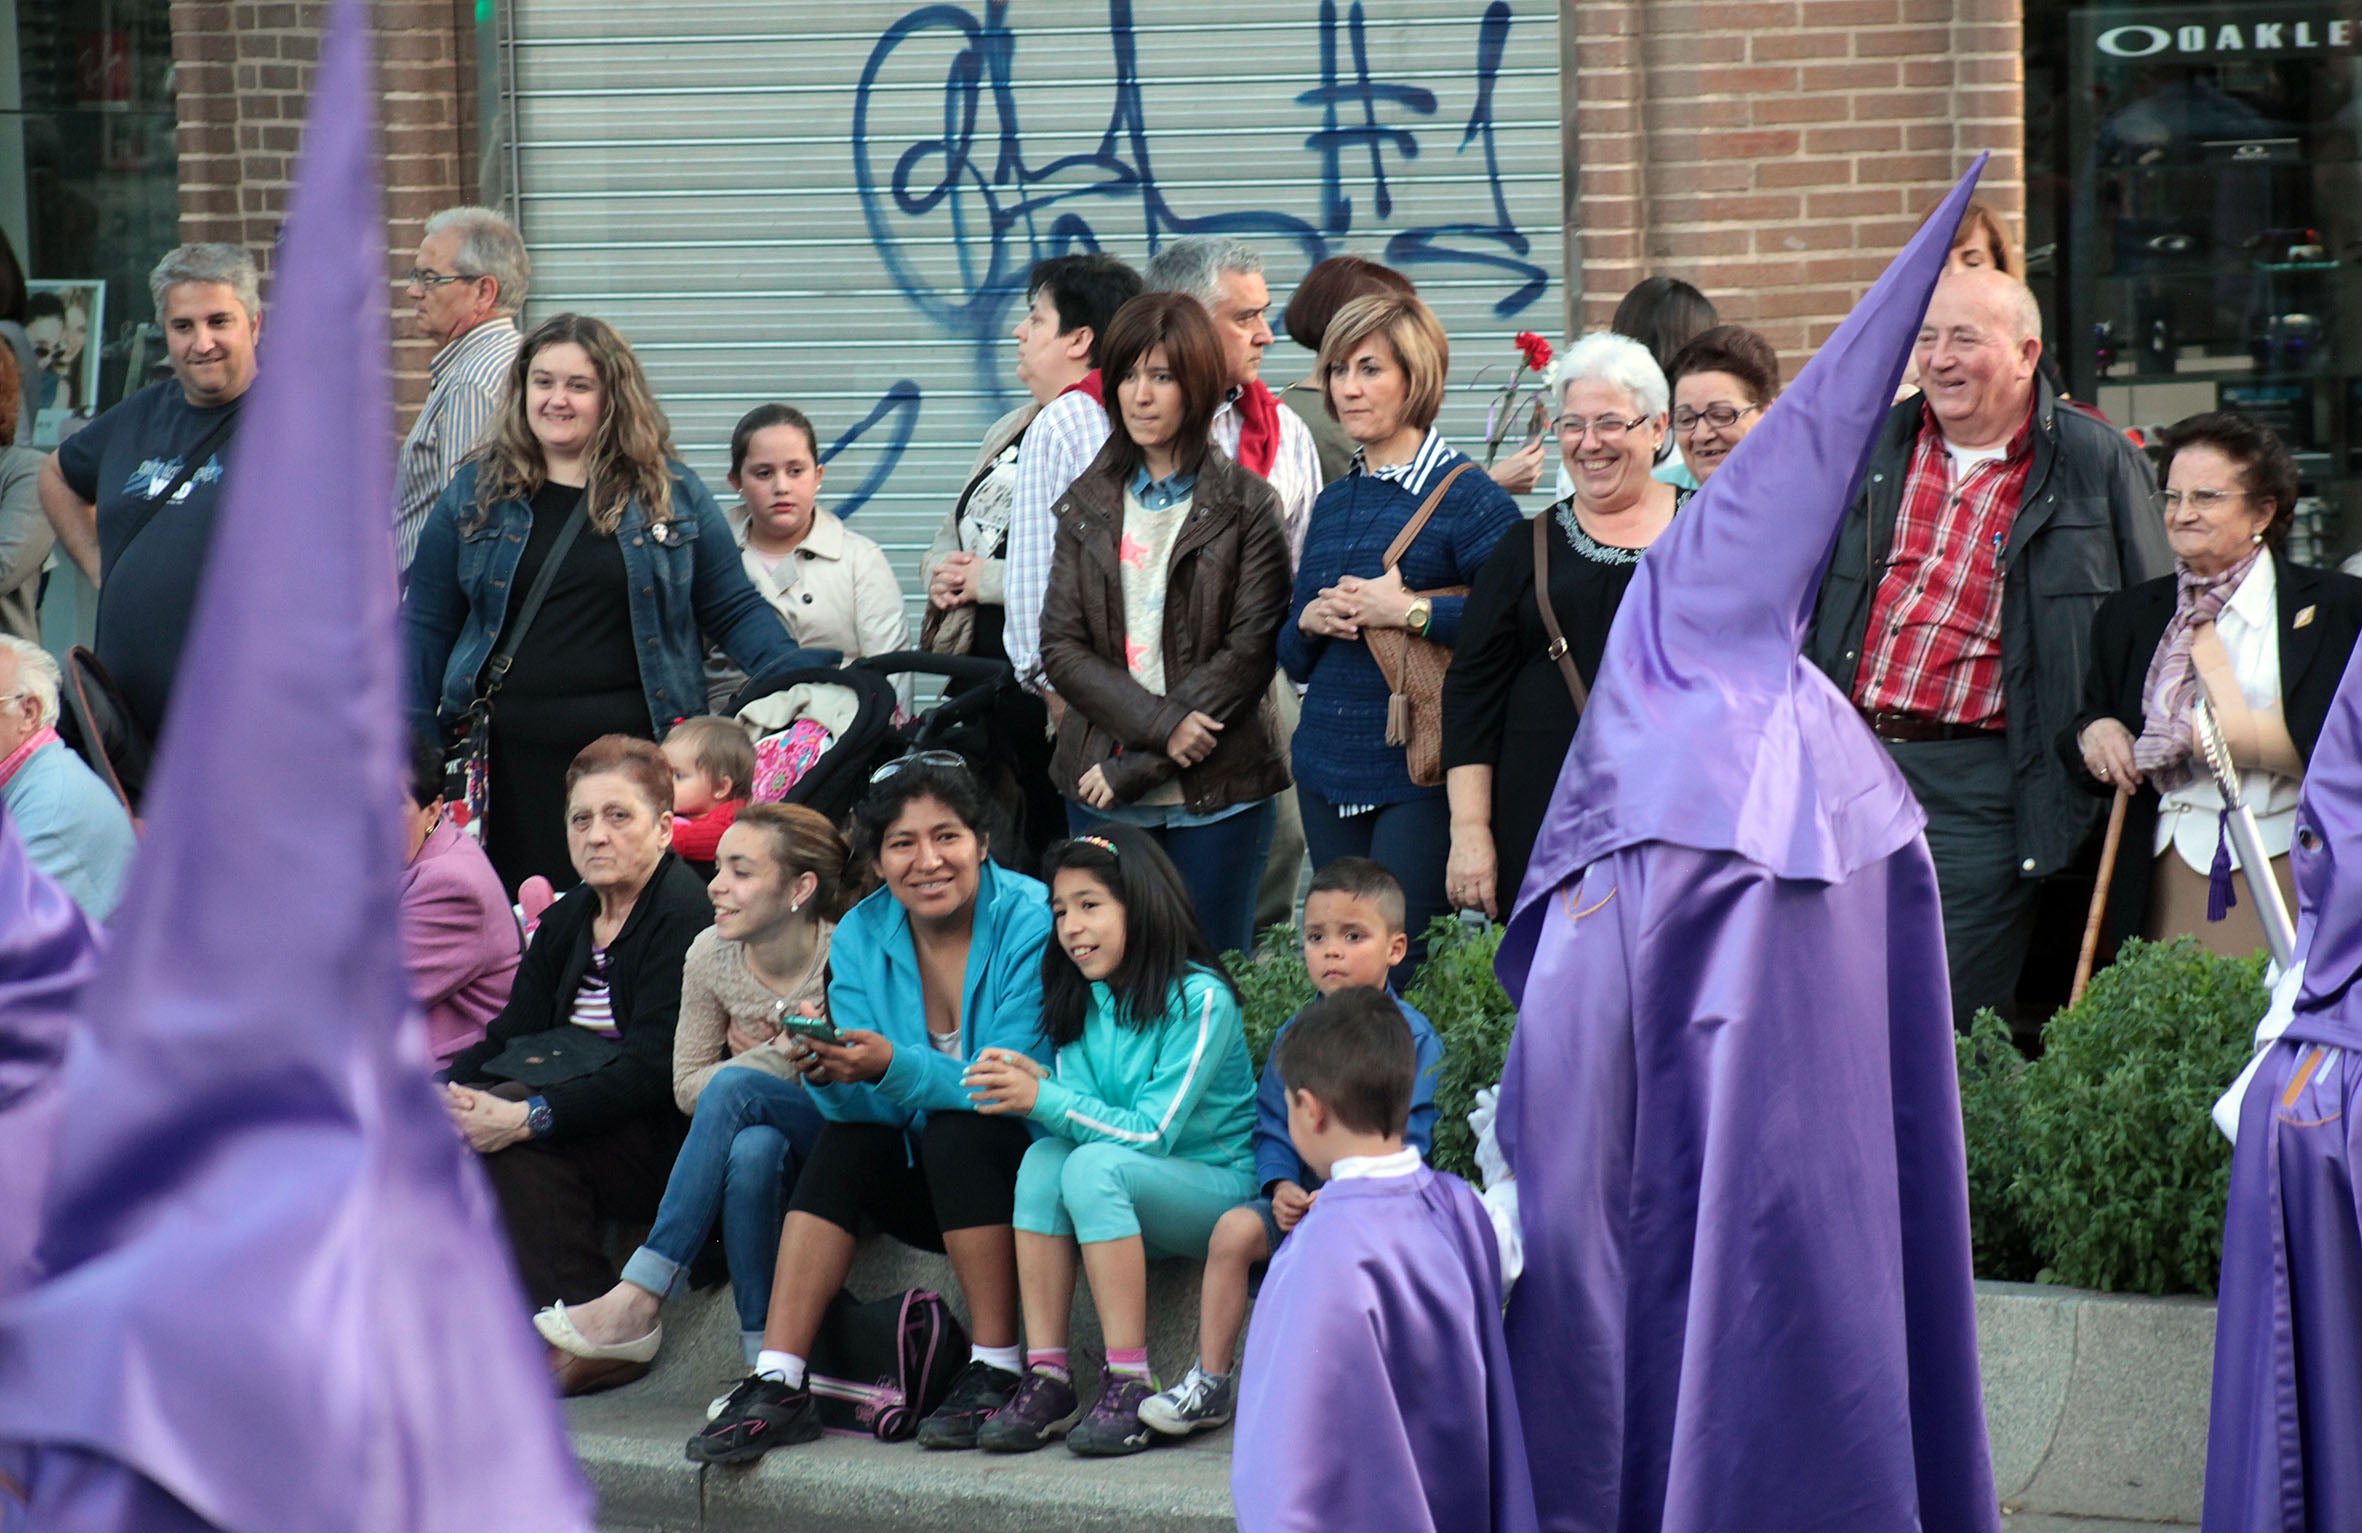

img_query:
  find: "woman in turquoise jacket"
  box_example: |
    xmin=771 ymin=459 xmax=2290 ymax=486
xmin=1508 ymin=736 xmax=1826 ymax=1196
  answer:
xmin=692 ymin=755 xmax=1056 ymax=1465
xmin=965 ymin=829 xmax=1258 ymax=1458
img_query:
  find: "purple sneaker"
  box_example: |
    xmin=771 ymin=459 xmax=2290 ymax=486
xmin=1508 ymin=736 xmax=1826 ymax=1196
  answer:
xmin=1068 ymin=1372 xmax=1156 ymax=1456
xmin=975 ymin=1366 xmax=1081 ymax=1453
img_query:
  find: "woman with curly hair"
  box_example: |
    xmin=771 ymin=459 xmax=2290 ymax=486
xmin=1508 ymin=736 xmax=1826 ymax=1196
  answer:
xmin=405 ymin=313 xmax=812 ymax=892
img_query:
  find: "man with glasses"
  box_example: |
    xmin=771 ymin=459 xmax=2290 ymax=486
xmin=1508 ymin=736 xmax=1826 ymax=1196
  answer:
xmin=1807 ymin=266 xmax=2168 ymax=1033
xmin=394 ymin=206 xmax=530 ymax=573
xmin=0 ymin=635 xmax=133 ymax=918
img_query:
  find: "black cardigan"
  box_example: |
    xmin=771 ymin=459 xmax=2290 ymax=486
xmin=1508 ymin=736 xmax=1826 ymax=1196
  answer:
xmin=2059 ymin=553 xmax=2362 ymax=965
xmin=445 ymin=851 xmax=714 ymax=1139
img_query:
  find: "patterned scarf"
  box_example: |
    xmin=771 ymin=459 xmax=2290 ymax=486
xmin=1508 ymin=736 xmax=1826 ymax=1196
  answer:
xmin=2133 ymin=549 xmax=2263 ymax=791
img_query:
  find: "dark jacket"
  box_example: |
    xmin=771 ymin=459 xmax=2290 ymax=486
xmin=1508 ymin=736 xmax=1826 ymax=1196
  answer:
xmin=445 ymin=851 xmax=713 ymax=1139
xmin=2060 ymin=553 xmax=2362 ymax=963
xmin=1806 ymin=378 xmax=2171 ymax=877
xmin=1039 ymin=445 xmax=1293 ymax=815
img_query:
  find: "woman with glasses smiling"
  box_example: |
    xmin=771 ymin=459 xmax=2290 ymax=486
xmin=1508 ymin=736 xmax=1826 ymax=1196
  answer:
xmin=1441 ymin=332 xmax=1688 ymax=919
xmin=2068 ymin=411 xmax=2362 ymax=963
xmin=1664 ymin=324 xmax=1781 ymax=486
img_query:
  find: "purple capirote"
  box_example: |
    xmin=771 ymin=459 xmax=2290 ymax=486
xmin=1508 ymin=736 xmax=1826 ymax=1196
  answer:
xmin=2202 ymin=634 xmax=2362 ymax=1531
xmin=0 ymin=2 xmax=592 ymax=1529
xmin=1492 ymin=161 xmax=2000 ymax=1532
xmin=0 ymin=803 xmax=100 ymax=1302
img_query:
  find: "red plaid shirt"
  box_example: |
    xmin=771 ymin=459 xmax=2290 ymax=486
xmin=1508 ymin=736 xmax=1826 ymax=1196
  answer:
xmin=1853 ymin=404 xmax=2037 ymax=728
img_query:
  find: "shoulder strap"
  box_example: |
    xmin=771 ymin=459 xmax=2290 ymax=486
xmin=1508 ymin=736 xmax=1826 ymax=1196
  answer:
xmin=477 ymin=497 xmax=591 ymax=706
xmin=110 ymin=403 xmax=243 ymax=564
xmin=1381 ymin=460 xmax=1476 ymax=571
xmin=1533 ymin=511 xmax=1589 ymax=713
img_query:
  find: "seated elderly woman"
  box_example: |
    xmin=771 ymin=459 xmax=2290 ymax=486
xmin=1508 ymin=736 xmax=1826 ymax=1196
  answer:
xmin=2068 ymin=411 xmax=2362 ymax=962
xmin=442 ymin=733 xmax=714 ymax=1308
xmin=1663 ymin=324 xmax=1780 ymax=487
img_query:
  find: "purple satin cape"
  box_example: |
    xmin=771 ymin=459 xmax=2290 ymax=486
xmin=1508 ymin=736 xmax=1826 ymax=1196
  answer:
xmin=0 ymin=805 xmax=99 ymax=1301
xmin=1233 ymin=1167 xmax=1538 ymax=1532
xmin=0 ymin=4 xmax=591 ymax=1528
xmin=1496 ymin=844 xmax=1997 ymax=1533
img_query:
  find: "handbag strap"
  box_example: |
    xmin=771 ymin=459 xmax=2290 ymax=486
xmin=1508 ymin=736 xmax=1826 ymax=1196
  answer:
xmin=110 ymin=404 xmax=243 ymax=565
xmin=1532 ymin=511 xmax=1589 ymax=713
xmin=1380 ymin=461 xmax=1476 ymax=572
xmin=476 ymin=498 xmax=591 ymax=710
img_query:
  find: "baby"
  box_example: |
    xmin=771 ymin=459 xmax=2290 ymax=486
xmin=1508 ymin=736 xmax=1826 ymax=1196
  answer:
xmin=662 ymin=716 xmax=756 ymax=876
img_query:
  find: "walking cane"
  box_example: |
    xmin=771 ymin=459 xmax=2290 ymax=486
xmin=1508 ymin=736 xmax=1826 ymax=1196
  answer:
xmin=2071 ymin=785 xmax=2132 ymax=1007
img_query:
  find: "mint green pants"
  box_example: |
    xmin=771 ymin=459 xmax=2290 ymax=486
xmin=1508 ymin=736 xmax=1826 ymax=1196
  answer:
xmin=1012 ymin=1137 xmax=1259 ymax=1252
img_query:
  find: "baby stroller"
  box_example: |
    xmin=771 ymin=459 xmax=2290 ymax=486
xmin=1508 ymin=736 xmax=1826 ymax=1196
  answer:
xmin=725 ymin=651 xmax=1056 ymax=873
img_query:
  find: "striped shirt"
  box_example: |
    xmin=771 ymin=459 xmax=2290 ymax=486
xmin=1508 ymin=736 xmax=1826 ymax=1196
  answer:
xmin=1348 ymin=427 xmax=1455 ymax=498
xmin=568 ymin=944 xmax=620 ymax=1035
xmin=395 ymin=316 xmax=521 ymax=572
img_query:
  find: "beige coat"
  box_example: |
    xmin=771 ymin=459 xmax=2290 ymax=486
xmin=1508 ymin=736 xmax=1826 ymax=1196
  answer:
xmin=709 ymin=506 xmax=911 ymax=711
xmin=920 ymin=402 xmax=1036 ymax=654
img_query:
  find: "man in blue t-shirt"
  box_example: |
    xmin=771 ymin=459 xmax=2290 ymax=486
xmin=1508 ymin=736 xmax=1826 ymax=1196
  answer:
xmin=39 ymin=243 xmax=262 ymax=744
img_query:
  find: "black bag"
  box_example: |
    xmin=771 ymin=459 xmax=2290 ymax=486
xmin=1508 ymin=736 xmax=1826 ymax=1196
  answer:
xmin=805 ymin=1288 xmax=967 ymax=1440
xmin=55 ymin=645 xmax=149 ymax=811
xmin=472 ymin=1025 xmax=622 ymax=1089
xmin=442 ymin=500 xmax=590 ymax=840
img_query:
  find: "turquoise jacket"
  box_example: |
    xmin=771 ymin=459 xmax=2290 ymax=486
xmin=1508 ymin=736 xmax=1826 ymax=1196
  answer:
xmin=1028 ymin=966 xmax=1257 ymax=1175
xmin=812 ymin=860 xmax=1054 ymax=1133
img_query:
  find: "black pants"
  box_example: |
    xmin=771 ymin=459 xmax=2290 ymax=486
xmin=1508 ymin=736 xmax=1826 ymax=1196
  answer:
xmin=478 ymin=1093 xmax=682 ymax=1307
xmin=1885 ymin=734 xmax=2042 ymax=1031
xmin=786 ymin=1113 xmax=1032 ymax=1249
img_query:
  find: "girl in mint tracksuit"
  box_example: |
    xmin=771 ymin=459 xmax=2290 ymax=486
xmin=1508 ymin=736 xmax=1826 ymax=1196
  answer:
xmin=963 ymin=827 xmax=1257 ymax=1460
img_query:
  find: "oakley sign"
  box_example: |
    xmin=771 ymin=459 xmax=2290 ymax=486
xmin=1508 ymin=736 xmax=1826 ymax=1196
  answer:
xmin=2095 ymin=14 xmax=2359 ymax=58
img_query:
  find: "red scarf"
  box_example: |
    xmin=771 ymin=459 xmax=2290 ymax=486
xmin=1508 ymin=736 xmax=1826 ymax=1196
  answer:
xmin=1060 ymin=370 xmax=1105 ymax=405
xmin=1061 ymin=370 xmax=1282 ymax=476
xmin=0 ymin=726 xmax=57 ymax=791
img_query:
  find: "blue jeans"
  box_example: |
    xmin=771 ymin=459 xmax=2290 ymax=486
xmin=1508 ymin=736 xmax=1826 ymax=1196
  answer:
xmin=1296 ymin=786 xmax=1451 ymax=985
xmin=619 ymin=1066 xmax=824 ymax=1352
xmin=1066 ymin=797 xmax=1278 ymax=957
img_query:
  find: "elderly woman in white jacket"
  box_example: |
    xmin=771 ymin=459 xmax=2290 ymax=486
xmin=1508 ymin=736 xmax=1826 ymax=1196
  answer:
xmin=707 ymin=402 xmax=910 ymax=710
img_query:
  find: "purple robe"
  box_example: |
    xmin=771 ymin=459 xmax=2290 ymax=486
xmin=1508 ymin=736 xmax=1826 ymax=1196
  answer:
xmin=0 ymin=805 xmax=99 ymax=1300
xmin=1233 ymin=1167 xmax=1538 ymax=1532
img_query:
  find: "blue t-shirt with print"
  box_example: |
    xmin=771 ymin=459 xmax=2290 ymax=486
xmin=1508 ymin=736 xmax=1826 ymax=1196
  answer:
xmin=57 ymin=379 xmax=241 ymax=741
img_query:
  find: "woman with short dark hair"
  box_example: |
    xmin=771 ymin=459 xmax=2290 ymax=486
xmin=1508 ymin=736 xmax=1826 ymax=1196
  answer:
xmin=1038 ymin=291 xmax=1293 ymax=956
xmin=1664 ymin=324 xmax=1781 ymax=486
xmin=2068 ymin=411 xmax=2362 ymax=962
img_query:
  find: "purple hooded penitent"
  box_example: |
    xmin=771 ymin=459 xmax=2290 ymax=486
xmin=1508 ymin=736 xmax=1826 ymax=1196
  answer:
xmin=1492 ymin=161 xmax=2000 ymax=1533
xmin=0 ymin=803 xmax=99 ymax=1302
xmin=2203 ymin=635 xmax=2362 ymax=1531
xmin=0 ymin=4 xmax=593 ymax=1529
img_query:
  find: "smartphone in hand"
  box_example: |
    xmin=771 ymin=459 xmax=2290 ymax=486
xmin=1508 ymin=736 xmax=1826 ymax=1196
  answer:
xmin=779 ymin=1014 xmax=841 ymax=1047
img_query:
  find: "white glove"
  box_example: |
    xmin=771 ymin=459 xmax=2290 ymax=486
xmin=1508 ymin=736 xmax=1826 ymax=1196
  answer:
xmin=1470 ymin=1084 xmax=1512 ymax=1192
xmin=1482 ymin=1178 xmax=1524 ymax=1294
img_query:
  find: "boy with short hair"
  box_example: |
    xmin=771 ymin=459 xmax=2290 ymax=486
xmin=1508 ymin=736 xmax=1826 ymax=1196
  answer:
xmin=1229 ymin=988 xmax=1536 ymax=1532
xmin=1139 ymin=857 xmax=1442 ymax=1437
xmin=661 ymin=715 xmax=756 ymax=874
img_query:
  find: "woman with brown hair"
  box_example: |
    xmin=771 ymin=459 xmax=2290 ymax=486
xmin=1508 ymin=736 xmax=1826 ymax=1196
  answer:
xmin=1039 ymin=291 xmax=1293 ymax=955
xmin=405 ymin=313 xmax=812 ymax=892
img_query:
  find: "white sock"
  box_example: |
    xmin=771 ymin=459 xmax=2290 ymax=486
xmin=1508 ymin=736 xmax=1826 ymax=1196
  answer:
xmin=972 ymin=1342 xmax=1022 ymax=1374
xmin=755 ymin=1349 xmax=807 ymax=1388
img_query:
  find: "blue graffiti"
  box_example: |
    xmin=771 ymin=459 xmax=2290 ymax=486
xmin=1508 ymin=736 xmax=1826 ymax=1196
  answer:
xmin=816 ymin=380 xmax=922 ymax=522
xmin=852 ymin=0 xmax=1548 ymax=397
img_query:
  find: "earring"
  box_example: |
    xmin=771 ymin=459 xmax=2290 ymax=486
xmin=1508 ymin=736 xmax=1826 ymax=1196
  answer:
xmin=790 ymin=899 xmax=801 ymax=913
xmin=2253 ymin=530 xmax=2265 ymax=545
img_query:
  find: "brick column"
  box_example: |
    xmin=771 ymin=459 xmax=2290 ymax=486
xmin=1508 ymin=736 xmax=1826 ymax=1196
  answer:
xmin=1566 ymin=0 xmax=2026 ymax=368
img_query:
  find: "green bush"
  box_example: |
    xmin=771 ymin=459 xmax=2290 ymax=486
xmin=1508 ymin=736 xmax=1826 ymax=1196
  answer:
xmin=1955 ymin=1009 xmax=2039 ymax=1282
xmin=1223 ymin=916 xmax=1516 ymax=1183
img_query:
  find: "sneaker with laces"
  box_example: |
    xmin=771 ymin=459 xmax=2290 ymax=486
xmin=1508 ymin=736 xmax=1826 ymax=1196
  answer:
xmin=914 ymin=1358 xmax=1021 ymax=1450
xmin=1068 ymin=1372 xmax=1157 ymax=1456
xmin=685 ymin=1374 xmax=821 ymax=1465
xmin=974 ymin=1366 xmax=1081 ymax=1453
xmin=1138 ymin=1363 xmax=1235 ymax=1437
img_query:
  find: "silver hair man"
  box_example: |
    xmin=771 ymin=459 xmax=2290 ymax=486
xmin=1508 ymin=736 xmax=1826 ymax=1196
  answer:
xmin=1145 ymin=236 xmax=1264 ymax=308
xmin=0 ymin=634 xmax=59 ymax=729
xmin=421 ymin=206 xmax=531 ymax=314
xmin=149 ymin=243 xmax=261 ymax=321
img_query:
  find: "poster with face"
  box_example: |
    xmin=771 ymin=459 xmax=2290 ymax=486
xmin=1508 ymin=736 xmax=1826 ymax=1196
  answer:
xmin=27 ymin=278 xmax=104 ymax=447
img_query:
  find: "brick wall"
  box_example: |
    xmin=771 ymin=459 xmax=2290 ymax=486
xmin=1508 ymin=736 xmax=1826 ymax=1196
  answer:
xmin=1567 ymin=0 xmax=2025 ymax=366
xmin=168 ymin=0 xmax=478 ymax=420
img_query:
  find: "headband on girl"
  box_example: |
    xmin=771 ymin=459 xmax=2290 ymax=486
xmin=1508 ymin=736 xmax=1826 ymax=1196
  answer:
xmin=1071 ymin=835 xmax=1119 ymax=856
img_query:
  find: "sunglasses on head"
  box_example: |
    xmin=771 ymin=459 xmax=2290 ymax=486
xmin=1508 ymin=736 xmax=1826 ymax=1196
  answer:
xmin=868 ymin=749 xmax=968 ymax=785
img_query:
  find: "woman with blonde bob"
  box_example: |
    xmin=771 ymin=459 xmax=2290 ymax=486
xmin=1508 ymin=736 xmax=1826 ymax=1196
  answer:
xmin=405 ymin=313 xmax=812 ymax=892
xmin=1280 ymin=292 xmax=1523 ymax=975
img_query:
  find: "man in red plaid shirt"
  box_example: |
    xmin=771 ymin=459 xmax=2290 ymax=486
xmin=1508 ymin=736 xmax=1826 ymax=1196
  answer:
xmin=1809 ymin=267 xmax=2168 ymax=1030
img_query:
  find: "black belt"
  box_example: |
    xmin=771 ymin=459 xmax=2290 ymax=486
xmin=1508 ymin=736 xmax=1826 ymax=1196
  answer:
xmin=1856 ymin=708 xmax=2003 ymax=744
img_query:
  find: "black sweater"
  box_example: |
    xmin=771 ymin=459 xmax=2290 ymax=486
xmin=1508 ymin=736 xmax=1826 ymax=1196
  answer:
xmin=446 ymin=852 xmax=713 ymax=1139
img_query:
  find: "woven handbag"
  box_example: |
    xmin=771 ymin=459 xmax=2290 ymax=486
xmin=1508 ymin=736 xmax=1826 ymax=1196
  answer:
xmin=1364 ymin=462 xmax=1476 ymax=787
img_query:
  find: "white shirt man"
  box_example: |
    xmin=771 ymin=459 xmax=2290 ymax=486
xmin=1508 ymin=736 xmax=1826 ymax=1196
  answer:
xmin=394 ymin=207 xmax=530 ymax=572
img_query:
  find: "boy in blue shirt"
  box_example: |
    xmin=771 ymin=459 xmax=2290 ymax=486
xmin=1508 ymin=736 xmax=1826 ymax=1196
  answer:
xmin=1138 ymin=857 xmax=1443 ymax=1436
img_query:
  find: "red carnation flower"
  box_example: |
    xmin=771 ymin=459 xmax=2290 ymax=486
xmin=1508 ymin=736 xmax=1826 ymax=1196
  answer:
xmin=1514 ymin=331 xmax=1553 ymax=371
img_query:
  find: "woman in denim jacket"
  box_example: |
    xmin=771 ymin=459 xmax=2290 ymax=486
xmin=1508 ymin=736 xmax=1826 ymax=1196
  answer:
xmin=405 ymin=313 xmax=813 ymax=892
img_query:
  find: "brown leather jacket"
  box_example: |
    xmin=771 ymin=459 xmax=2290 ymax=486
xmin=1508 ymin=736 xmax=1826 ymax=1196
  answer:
xmin=1040 ymin=445 xmax=1293 ymax=815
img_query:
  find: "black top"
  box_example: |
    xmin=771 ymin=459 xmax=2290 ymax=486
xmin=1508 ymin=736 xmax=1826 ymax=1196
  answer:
xmin=1441 ymin=492 xmax=1688 ymax=901
xmin=56 ymin=379 xmax=243 ymax=741
xmin=501 ymin=483 xmax=640 ymax=700
xmin=445 ymin=851 xmax=714 ymax=1139
xmin=2059 ymin=552 xmax=2362 ymax=968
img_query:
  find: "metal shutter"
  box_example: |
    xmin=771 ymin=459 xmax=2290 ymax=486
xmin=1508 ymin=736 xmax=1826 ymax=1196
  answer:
xmin=501 ymin=1 xmax=1565 ymax=614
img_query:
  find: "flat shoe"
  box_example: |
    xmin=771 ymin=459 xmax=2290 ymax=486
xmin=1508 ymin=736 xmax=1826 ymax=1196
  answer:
xmin=534 ymin=1301 xmax=661 ymax=1363
xmin=552 ymin=1353 xmax=652 ymax=1398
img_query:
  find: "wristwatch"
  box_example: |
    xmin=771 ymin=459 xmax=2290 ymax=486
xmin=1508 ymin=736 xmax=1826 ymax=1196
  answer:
xmin=525 ymin=1096 xmax=555 ymax=1140
xmin=1405 ymin=597 xmax=1434 ymax=638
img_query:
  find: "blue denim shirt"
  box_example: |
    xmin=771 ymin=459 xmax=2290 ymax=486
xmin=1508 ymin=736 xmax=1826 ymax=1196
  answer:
xmin=404 ymin=459 xmax=823 ymax=735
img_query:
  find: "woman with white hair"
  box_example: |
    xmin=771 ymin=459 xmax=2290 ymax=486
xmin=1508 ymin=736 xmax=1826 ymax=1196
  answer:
xmin=0 ymin=634 xmax=136 ymax=917
xmin=1440 ymin=331 xmax=1690 ymax=917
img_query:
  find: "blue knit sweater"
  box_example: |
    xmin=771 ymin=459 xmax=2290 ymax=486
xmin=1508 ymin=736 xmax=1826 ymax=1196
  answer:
xmin=1279 ymin=457 xmax=1523 ymax=805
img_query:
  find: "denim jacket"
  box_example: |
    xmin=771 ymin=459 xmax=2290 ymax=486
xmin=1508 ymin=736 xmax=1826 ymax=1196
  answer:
xmin=404 ymin=459 xmax=821 ymax=735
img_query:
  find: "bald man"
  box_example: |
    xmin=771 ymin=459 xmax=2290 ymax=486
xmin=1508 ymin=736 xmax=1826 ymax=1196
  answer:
xmin=1807 ymin=268 xmax=2168 ymax=1032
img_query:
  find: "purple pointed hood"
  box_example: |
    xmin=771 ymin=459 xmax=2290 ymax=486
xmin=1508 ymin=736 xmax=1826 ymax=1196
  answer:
xmin=2288 ymin=639 xmax=2362 ymax=1039
xmin=0 ymin=804 xmax=101 ymax=1301
xmin=1512 ymin=160 xmax=1986 ymax=917
xmin=0 ymin=2 xmax=591 ymax=1527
